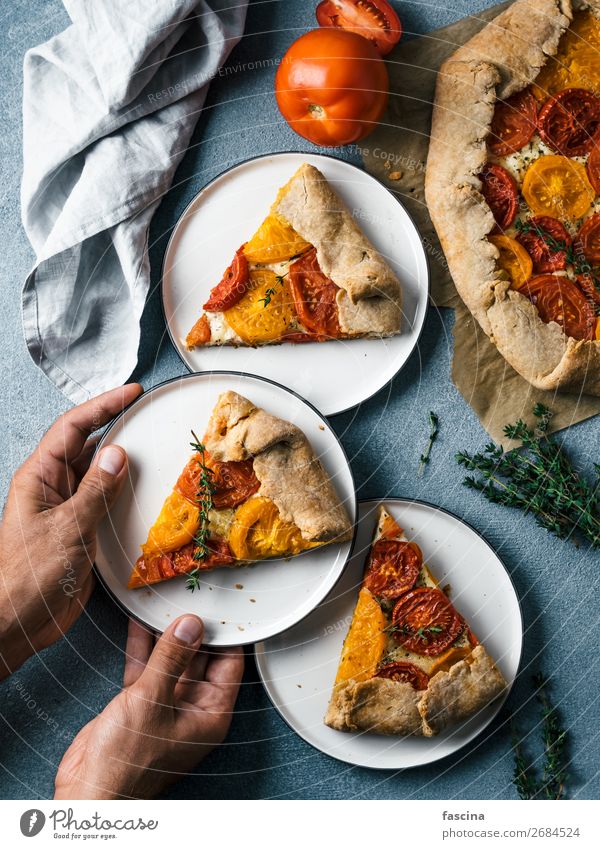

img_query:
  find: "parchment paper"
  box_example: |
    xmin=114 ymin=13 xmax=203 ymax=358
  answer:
xmin=361 ymin=2 xmax=600 ymax=442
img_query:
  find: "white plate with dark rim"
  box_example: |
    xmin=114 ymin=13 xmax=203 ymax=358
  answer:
xmin=94 ymin=372 xmax=357 ymax=647
xmin=255 ymin=498 xmax=522 ymax=770
xmin=162 ymin=152 xmax=430 ymax=417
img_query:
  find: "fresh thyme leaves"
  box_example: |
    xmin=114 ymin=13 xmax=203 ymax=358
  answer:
xmin=512 ymin=673 xmax=569 ymax=800
xmin=457 ymin=404 xmax=600 ymax=548
xmin=185 ymin=569 xmax=202 ymax=593
xmin=514 ymin=218 xmax=592 ymax=276
xmin=383 ymin=622 xmax=444 ymax=640
xmin=259 ymin=274 xmax=286 ymax=308
xmin=189 ymin=430 xmax=215 ymax=570
xmin=418 ymin=411 xmax=439 ymax=475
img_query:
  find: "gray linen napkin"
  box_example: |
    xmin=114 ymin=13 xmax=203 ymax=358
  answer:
xmin=21 ymin=0 xmax=248 ymax=403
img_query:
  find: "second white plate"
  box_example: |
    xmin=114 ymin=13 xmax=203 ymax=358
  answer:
xmin=162 ymin=152 xmax=430 ymax=416
xmin=255 ymin=499 xmax=522 ymax=770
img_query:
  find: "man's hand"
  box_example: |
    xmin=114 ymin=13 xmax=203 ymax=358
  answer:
xmin=54 ymin=615 xmax=244 ymax=799
xmin=0 ymin=383 xmax=143 ymax=677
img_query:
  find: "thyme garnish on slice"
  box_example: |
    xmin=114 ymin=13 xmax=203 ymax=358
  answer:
xmin=457 ymin=404 xmax=600 ymax=548
xmin=259 ymin=274 xmax=286 ymax=308
xmin=185 ymin=431 xmax=215 ymax=593
xmin=512 ymin=673 xmax=569 ymax=800
xmin=418 ymin=411 xmax=439 ymax=476
xmin=514 ymin=218 xmax=593 ymax=277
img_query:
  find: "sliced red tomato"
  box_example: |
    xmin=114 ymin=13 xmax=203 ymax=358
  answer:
xmin=375 ymin=662 xmax=430 ymax=690
xmin=577 ymin=272 xmax=600 ymax=307
xmin=479 ymin=163 xmax=519 ymax=230
xmin=488 ymin=88 xmax=538 ymax=156
xmin=575 ymin=212 xmax=600 ymax=265
xmin=129 ymin=539 xmax=234 ymax=588
xmin=289 ymin=247 xmax=342 ymax=339
xmin=522 ymin=274 xmax=595 ymax=341
xmin=516 ymin=216 xmax=571 ymax=273
xmin=203 ymin=246 xmax=250 ymax=312
xmin=363 ymin=539 xmax=422 ymax=599
xmin=176 ymin=454 xmax=259 ymax=510
xmin=538 ymin=88 xmax=600 ymax=156
xmin=316 ymin=0 xmax=402 ymax=56
xmin=587 ymin=138 xmax=600 ymax=193
xmin=391 ymin=588 xmax=462 ymax=656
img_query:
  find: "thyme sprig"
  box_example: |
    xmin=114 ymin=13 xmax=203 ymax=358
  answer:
xmin=457 ymin=404 xmax=600 ymax=548
xmin=185 ymin=431 xmax=215 ymax=593
xmin=512 ymin=673 xmax=569 ymax=800
xmin=514 ymin=218 xmax=593 ymax=277
xmin=418 ymin=411 xmax=439 ymax=476
xmin=259 ymin=274 xmax=286 ymax=308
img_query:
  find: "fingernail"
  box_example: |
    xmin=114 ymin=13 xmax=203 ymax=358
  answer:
xmin=173 ymin=616 xmax=203 ymax=645
xmin=97 ymin=445 xmax=126 ymax=476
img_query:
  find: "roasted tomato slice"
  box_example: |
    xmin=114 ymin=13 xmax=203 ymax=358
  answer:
xmin=575 ymin=213 xmax=600 ymax=265
xmin=515 ymin=216 xmax=571 ymax=273
xmin=488 ymin=88 xmax=538 ymax=156
xmin=521 ymin=155 xmax=594 ymax=220
xmin=289 ymin=247 xmax=342 ymax=339
xmin=316 ymin=0 xmax=402 ymax=56
xmin=489 ymin=234 xmax=533 ymax=289
xmin=479 ymin=163 xmax=519 ymax=230
xmin=375 ymin=662 xmax=430 ymax=690
xmin=587 ymin=138 xmax=600 ymax=194
xmin=176 ymin=454 xmax=260 ymax=510
xmin=538 ymin=88 xmax=600 ymax=156
xmin=522 ymin=274 xmax=595 ymax=341
xmin=363 ymin=539 xmax=422 ymax=599
xmin=186 ymin=313 xmax=211 ymax=348
xmin=577 ymin=272 xmax=600 ymax=307
xmin=203 ymin=246 xmax=250 ymax=312
xmin=391 ymin=588 xmax=462 ymax=656
xmin=128 ymin=539 xmax=234 ymax=588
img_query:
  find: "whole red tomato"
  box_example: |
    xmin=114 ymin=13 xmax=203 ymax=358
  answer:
xmin=275 ymin=28 xmax=389 ymax=146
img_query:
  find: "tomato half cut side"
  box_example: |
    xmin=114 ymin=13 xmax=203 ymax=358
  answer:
xmin=587 ymin=138 xmax=600 ymax=194
xmin=375 ymin=662 xmax=430 ymax=690
xmin=391 ymin=588 xmax=462 ymax=656
xmin=538 ymin=88 xmax=600 ymax=156
xmin=363 ymin=539 xmax=422 ymax=599
xmin=522 ymin=274 xmax=595 ymax=341
xmin=488 ymin=88 xmax=538 ymax=156
xmin=515 ymin=216 xmax=571 ymax=273
xmin=316 ymin=0 xmax=402 ymax=56
xmin=289 ymin=247 xmax=342 ymax=339
xmin=479 ymin=163 xmax=519 ymax=230
xmin=203 ymin=246 xmax=250 ymax=312
xmin=575 ymin=212 xmax=600 ymax=265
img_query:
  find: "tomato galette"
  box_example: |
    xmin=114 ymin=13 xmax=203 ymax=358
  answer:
xmin=426 ymin=0 xmax=600 ymax=394
xmin=185 ymin=163 xmax=403 ymax=349
xmin=325 ymin=506 xmax=506 ymax=736
xmin=128 ymin=391 xmax=353 ymax=589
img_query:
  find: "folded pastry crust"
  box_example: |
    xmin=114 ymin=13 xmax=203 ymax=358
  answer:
xmin=274 ymin=164 xmax=403 ymax=337
xmin=204 ymin=391 xmax=353 ymax=543
xmin=325 ymin=645 xmax=506 ymax=736
xmin=425 ymin=0 xmax=600 ymax=394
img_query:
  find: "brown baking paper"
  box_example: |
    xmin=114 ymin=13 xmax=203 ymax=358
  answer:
xmin=360 ymin=2 xmax=600 ymax=442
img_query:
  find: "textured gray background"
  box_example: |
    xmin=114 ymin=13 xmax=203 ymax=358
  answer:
xmin=1 ymin=0 xmax=598 ymax=800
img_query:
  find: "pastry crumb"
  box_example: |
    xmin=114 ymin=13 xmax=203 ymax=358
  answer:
xmin=384 ymin=160 xmax=391 ymax=170
xmin=318 ymin=424 xmax=325 ymax=431
xmin=238 ymin=625 xmax=245 ymax=631
xmin=389 ymin=170 xmax=403 ymax=180
xmin=297 ymin=684 xmax=302 ymax=688
xmin=235 ymin=583 xmax=244 ymax=589
xmin=249 ymin=598 xmax=256 ymax=603
xmin=442 ymin=583 xmax=452 ymax=596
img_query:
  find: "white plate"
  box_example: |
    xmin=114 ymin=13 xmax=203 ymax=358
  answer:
xmin=255 ymin=498 xmax=522 ymax=770
xmin=94 ymin=372 xmax=357 ymax=647
xmin=162 ymin=152 xmax=430 ymax=416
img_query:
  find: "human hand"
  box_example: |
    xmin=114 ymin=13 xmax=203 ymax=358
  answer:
xmin=54 ymin=615 xmax=244 ymax=799
xmin=0 ymin=383 xmax=142 ymax=677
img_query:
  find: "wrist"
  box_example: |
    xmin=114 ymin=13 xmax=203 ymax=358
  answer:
xmin=0 ymin=605 xmax=33 ymax=680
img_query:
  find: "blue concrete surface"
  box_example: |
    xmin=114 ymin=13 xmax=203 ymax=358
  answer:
xmin=1 ymin=1 xmax=598 ymax=800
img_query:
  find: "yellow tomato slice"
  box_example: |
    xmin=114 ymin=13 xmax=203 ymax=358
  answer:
xmin=489 ymin=235 xmax=533 ymax=289
xmin=228 ymin=495 xmax=317 ymax=561
xmin=224 ymin=268 xmax=296 ymax=344
xmin=335 ymin=588 xmax=387 ymax=684
xmin=522 ymin=156 xmax=594 ymax=220
xmin=533 ymin=11 xmax=600 ymax=99
xmin=243 ymin=213 xmax=312 ymax=263
xmin=142 ymin=491 xmax=200 ymax=556
xmin=427 ymin=644 xmax=474 ymax=678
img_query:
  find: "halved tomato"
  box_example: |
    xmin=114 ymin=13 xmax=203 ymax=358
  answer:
xmin=522 ymin=274 xmax=595 ymax=341
xmin=479 ymin=163 xmax=519 ymax=230
xmin=316 ymin=0 xmax=402 ymax=56
xmin=521 ymin=155 xmax=594 ymax=220
xmin=363 ymin=539 xmax=422 ymax=599
xmin=288 ymin=248 xmax=342 ymax=339
xmin=575 ymin=213 xmax=600 ymax=265
xmin=587 ymin=138 xmax=600 ymax=194
xmin=515 ymin=216 xmax=571 ymax=273
xmin=391 ymin=588 xmax=462 ymax=656
xmin=375 ymin=662 xmax=429 ymax=690
xmin=488 ymin=88 xmax=538 ymax=156
xmin=203 ymin=246 xmax=250 ymax=312
xmin=489 ymin=234 xmax=533 ymax=289
xmin=538 ymin=88 xmax=600 ymax=157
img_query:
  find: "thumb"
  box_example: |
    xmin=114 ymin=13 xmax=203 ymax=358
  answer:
xmin=71 ymin=445 xmax=128 ymax=532
xmin=136 ymin=616 xmax=204 ymax=702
